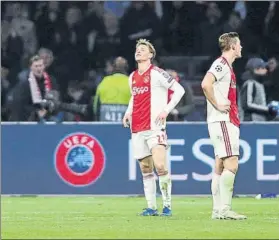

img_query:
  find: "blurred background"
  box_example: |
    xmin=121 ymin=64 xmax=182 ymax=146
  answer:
xmin=1 ymin=1 xmax=279 ymax=122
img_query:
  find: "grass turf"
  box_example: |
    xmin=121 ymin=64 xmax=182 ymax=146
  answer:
xmin=1 ymin=196 xmax=279 ymax=239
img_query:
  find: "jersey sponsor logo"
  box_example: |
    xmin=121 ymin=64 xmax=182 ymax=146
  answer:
xmin=132 ymin=86 xmax=149 ymax=96
xmin=215 ymin=65 xmax=223 ymax=72
xmin=54 ymin=132 xmax=106 ymax=187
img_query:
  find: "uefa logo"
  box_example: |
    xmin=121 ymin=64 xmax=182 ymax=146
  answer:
xmin=54 ymin=132 xmax=106 ymax=187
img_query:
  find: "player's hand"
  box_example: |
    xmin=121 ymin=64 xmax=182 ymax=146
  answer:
xmin=37 ymin=109 xmax=47 ymax=118
xmin=155 ymin=111 xmax=168 ymax=125
xmin=171 ymin=109 xmax=179 ymax=115
xmin=217 ymin=103 xmax=231 ymax=114
xmin=122 ymin=114 xmax=131 ymax=128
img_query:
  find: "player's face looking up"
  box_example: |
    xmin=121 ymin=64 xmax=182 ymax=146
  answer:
xmin=135 ymin=44 xmax=153 ymax=63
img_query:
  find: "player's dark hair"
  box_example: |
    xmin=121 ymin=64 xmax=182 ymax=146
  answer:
xmin=113 ymin=56 xmax=128 ymax=73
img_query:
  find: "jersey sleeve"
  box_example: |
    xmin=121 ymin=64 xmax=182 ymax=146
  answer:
xmin=125 ymin=72 xmax=134 ymax=115
xmin=155 ymin=68 xmax=176 ymax=89
xmin=128 ymin=72 xmax=133 ymax=93
xmin=208 ymin=59 xmax=228 ymax=81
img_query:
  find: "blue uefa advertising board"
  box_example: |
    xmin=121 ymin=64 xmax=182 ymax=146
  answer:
xmin=1 ymin=122 xmax=279 ymax=195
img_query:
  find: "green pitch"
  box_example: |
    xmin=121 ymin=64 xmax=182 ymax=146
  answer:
xmin=2 ymin=196 xmax=279 ymax=239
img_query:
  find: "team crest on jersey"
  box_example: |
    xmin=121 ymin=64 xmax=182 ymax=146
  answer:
xmin=143 ymin=75 xmax=150 ymax=83
xmin=215 ymin=65 xmax=222 ymax=72
xmin=54 ymin=132 xmax=106 ymax=187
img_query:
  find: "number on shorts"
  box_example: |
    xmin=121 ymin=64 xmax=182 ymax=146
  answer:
xmin=157 ymin=132 xmax=166 ymax=144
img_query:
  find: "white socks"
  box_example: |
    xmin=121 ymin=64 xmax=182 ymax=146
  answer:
xmin=159 ymin=173 xmax=172 ymax=209
xmin=142 ymin=172 xmax=172 ymax=210
xmin=142 ymin=172 xmax=157 ymax=210
xmin=211 ymin=173 xmax=221 ymax=211
xmin=220 ymin=169 xmax=236 ymax=210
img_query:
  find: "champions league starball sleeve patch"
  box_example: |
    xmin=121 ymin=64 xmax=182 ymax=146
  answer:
xmin=215 ymin=65 xmax=223 ymax=72
xmin=54 ymin=132 xmax=106 ymax=187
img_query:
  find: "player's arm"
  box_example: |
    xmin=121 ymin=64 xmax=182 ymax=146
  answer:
xmin=201 ymin=62 xmax=230 ymax=113
xmin=124 ymin=73 xmax=134 ymax=116
xmin=125 ymin=96 xmax=133 ymax=115
xmin=164 ymin=81 xmax=185 ymax=114
xmin=123 ymin=73 xmax=134 ymax=127
xmin=157 ymin=69 xmax=185 ymax=114
xmin=201 ymin=72 xmax=219 ymax=109
xmin=174 ymin=82 xmax=194 ymax=115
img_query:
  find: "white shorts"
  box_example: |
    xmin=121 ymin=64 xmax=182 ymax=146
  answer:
xmin=208 ymin=121 xmax=239 ymax=159
xmin=132 ymin=130 xmax=168 ymax=160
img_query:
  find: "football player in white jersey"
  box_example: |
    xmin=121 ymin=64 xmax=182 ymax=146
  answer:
xmin=122 ymin=39 xmax=185 ymax=216
xmin=201 ymin=32 xmax=247 ymax=220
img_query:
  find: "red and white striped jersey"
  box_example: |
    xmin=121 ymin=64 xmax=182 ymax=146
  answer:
xmin=128 ymin=64 xmax=175 ymax=133
xmin=207 ymin=57 xmax=240 ymax=127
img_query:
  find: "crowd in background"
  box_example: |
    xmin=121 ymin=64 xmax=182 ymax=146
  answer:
xmin=1 ymin=1 xmax=279 ymax=122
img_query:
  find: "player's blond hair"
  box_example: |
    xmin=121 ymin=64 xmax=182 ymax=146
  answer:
xmin=218 ymin=32 xmax=239 ymax=52
xmin=136 ymin=39 xmax=156 ymax=60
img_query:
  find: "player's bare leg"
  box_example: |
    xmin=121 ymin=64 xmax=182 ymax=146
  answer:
xmin=219 ymin=156 xmax=247 ymax=220
xmin=152 ymin=145 xmax=172 ymax=216
xmin=138 ymin=156 xmax=158 ymax=216
xmin=211 ymin=157 xmax=223 ymax=219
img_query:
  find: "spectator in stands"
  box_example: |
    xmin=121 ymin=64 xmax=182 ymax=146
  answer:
xmin=51 ymin=6 xmax=86 ymax=85
xmin=195 ymin=2 xmax=222 ymax=56
xmin=239 ymin=57 xmax=275 ymax=121
xmin=35 ymin=1 xmax=61 ymax=49
xmin=104 ymin=1 xmax=131 ymax=19
xmin=162 ymin=1 xmax=206 ymax=55
xmin=37 ymin=48 xmax=56 ymax=75
xmin=93 ymin=57 xmax=130 ymax=121
xmin=120 ymin=2 xmax=161 ymax=69
xmin=266 ymin=57 xmax=279 ymax=102
xmin=245 ymin=2 xmax=270 ymax=39
xmin=1 ymin=24 xmax=24 ymax=87
xmin=1 ymin=58 xmax=12 ymax=121
xmin=222 ymin=11 xmax=242 ymax=33
xmin=83 ymin=1 xmax=105 ymax=70
xmin=234 ymin=0 xmax=247 ymax=20
xmin=264 ymin=2 xmax=279 ymax=56
xmin=64 ymin=80 xmax=93 ymax=122
xmin=87 ymin=11 xmax=121 ymax=70
xmin=10 ymin=3 xmax=37 ymax=60
xmin=166 ymin=69 xmax=195 ymax=121
xmin=9 ymin=55 xmax=58 ymax=121
xmin=18 ymin=48 xmax=55 ymax=78
xmin=17 ymin=48 xmax=59 ymax=97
